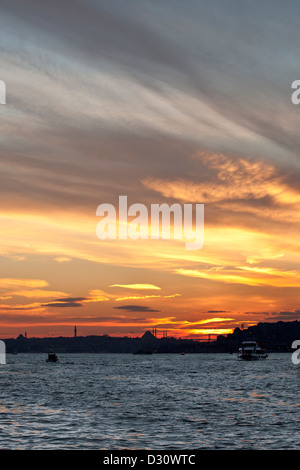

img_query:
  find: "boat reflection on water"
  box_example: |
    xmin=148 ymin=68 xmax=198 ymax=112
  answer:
xmin=133 ymin=350 xmax=153 ymax=355
xmin=238 ymin=341 xmax=268 ymax=360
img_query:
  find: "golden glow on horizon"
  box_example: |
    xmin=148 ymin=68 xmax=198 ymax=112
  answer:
xmin=189 ymin=328 xmax=234 ymax=336
xmin=193 ymin=317 xmax=234 ymax=325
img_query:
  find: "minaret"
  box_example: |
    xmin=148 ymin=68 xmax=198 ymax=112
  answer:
xmin=74 ymin=325 xmax=77 ymax=338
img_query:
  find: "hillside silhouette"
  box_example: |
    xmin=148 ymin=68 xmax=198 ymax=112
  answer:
xmin=2 ymin=320 xmax=299 ymax=354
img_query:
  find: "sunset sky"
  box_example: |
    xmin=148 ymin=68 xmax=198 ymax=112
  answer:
xmin=1 ymin=0 xmax=300 ymax=339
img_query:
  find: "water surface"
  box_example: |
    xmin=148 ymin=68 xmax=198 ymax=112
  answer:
xmin=0 ymin=353 xmax=298 ymax=449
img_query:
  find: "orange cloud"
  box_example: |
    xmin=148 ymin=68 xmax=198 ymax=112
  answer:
xmin=115 ymin=293 xmax=181 ymax=301
xmin=0 ymin=278 xmax=49 ymax=289
xmin=85 ymin=290 xmax=111 ymax=302
xmin=142 ymin=153 xmax=300 ymax=207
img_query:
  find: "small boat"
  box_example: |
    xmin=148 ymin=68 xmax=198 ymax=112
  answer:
xmin=46 ymin=352 xmax=59 ymax=362
xmin=238 ymin=341 xmax=268 ymax=360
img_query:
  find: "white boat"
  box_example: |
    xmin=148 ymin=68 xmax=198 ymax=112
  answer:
xmin=238 ymin=341 xmax=268 ymax=360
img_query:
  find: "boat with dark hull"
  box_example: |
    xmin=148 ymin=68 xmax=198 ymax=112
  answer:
xmin=46 ymin=352 xmax=59 ymax=362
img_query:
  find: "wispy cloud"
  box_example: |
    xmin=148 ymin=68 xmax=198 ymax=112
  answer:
xmin=175 ymin=267 xmax=300 ymax=288
xmin=110 ymin=284 xmax=161 ymax=290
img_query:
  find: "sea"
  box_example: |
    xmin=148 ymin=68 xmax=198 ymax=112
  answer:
xmin=0 ymin=353 xmax=298 ymax=450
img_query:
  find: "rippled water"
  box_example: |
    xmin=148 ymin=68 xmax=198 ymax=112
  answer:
xmin=0 ymin=353 xmax=298 ymax=449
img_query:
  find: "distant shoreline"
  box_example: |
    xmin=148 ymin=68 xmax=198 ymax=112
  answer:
xmin=2 ymin=320 xmax=299 ymax=354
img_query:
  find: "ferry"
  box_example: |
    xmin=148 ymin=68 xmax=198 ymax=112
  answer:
xmin=238 ymin=341 xmax=268 ymax=360
xmin=46 ymin=352 xmax=59 ymax=362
